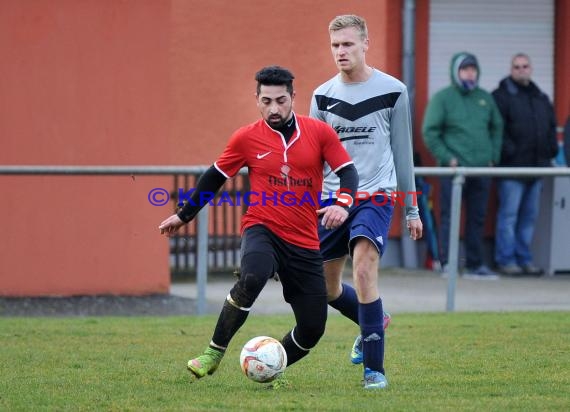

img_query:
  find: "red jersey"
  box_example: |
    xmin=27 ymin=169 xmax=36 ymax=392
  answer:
xmin=215 ymin=113 xmax=352 ymax=249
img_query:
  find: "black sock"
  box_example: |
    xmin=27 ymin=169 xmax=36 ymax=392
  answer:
xmin=211 ymin=299 xmax=250 ymax=348
xmin=280 ymin=330 xmax=310 ymax=367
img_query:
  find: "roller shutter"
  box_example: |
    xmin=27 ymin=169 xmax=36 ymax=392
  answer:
xmin=428 ymin=0 xmax=554 ymax=99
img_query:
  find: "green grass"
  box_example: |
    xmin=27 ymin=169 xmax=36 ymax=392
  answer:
xmin=1 ymin=312 xmax=569 ymax=411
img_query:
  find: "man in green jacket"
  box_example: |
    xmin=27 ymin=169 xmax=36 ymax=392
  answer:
xmin=422 ymin=52 xmax=503 ymax=279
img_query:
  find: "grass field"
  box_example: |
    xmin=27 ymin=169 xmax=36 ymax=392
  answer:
xmin=1 ymin=312 xmax=569 ymax=411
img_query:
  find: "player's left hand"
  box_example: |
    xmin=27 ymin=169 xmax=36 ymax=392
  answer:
xmin=317 ymin=205 xmax=348 ymax=230
xmin=407 ymin=218 xmax=423 ymax=240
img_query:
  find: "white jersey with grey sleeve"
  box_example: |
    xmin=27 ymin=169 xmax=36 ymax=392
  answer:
xmin=310 ymin=69 xmax=419 ymax=220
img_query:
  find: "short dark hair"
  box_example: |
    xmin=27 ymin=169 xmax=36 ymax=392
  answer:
xmin=255 ymin=66 xmax=295 ymax=95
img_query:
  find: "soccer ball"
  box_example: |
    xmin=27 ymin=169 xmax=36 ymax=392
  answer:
xmin=239 ymin=336 xmax=287 ymax=383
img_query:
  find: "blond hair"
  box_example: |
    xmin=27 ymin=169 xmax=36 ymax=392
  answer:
xmin=328 ymin=14 xmax=368 ymax=39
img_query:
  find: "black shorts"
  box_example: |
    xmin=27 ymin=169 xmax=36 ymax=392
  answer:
xmin=241 ymin=224 xmax=326 ymax=303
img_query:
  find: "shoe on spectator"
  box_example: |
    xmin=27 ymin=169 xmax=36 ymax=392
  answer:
xmin=520 ymin=263 xmax=543 ymax=276
xmin=497 ymin=264 xmax=523 ymax=276
xmin=462 ymin=265 xmax=499 ymax=280
xmin=441 ymin=264 xmax=463 ymax=279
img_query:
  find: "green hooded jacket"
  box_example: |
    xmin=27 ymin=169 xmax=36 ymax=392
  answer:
xmin=422 ymin=52 xmax=503 ymax=166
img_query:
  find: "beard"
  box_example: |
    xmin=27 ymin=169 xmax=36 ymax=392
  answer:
xmin=267 ymin=114 xmax=288 ymax=128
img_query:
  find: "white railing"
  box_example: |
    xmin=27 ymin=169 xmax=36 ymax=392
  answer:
xmin=2 ymin=165 xmax=570 ymax=313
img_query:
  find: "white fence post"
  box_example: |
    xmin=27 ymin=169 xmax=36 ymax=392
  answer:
xmin=196 ymin=206 xmax=209 ymax=315
xmin=446 ymin=173 xmax=465 ymax=312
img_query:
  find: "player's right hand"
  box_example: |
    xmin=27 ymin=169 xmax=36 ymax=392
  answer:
xmin=317 ymin=205 xmax=348 ymax=230
xmin=159 ymin=214 xmax=185 ymax=237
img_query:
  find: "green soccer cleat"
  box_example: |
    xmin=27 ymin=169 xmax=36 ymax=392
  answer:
xmin=187 ymin=347 xmax=224 ymax=379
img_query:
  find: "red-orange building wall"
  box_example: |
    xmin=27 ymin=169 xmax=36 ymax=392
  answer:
xmin=554 ymin=0 xmax=570 ymax=124
xmin=2 ymin=0 xmax=567 ymax=296
xmin=0 ymin=0 xmax=402 ymax=296
xmin=0 ymin=1 xmax=173 ymax=296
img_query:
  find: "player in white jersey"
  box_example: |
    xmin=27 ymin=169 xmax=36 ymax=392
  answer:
xmin=310 ymin=14 xmax=423 ymax=389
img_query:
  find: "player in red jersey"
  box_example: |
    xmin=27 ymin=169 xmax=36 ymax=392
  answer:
xmin=159 ymin=66 xmax=358 ymax=381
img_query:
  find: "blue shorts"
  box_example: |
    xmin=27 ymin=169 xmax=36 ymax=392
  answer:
xmin=318 ymin=195 xmax=394 ymax=261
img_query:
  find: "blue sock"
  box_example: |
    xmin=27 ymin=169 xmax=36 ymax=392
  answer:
xmin=359 ymin=298 xmax=385 ymax=374
xmin=328 ymin=283 xmax=359 ymax=324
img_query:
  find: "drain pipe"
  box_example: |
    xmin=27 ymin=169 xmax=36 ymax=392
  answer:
xmin=402 ymin=0 xmax=416 ymax=114
xmin=400 ymin=0 xmax=419 ymax=268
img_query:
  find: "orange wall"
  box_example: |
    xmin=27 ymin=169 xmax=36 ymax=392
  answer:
xmin=169 ymin=0 xmax=402 ymax=165
xmin=1 ymin=0 xmax=402 ymax=296
xmin=2 ymin=0 xmax=566 ymax=296
xmin=0 ymin=0 xmax=172 ymax=296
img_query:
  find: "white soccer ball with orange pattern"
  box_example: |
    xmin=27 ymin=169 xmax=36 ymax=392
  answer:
xmin=239 ymin=336 xmax=287 ymax=383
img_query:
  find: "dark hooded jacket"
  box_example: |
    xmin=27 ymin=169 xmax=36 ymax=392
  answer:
xmin=492 ymin=77 xmax=558 ymax=167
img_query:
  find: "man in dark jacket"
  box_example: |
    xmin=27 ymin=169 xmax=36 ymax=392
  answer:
xmin=493 ymin=53 xmax=558 ymax=276
xmin=423 ymin=52 xmax=503 ymax=279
